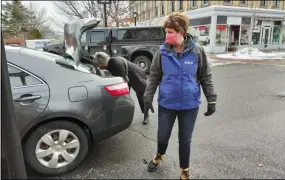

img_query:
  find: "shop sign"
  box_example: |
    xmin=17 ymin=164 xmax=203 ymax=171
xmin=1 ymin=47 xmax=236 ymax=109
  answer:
xmin=216 ymin=24 xmax=227 ymax=30
xmin=199 ymin=26 xmax=207 ymax=30
xmin=262 ymin=21 xmax=274 ymax=26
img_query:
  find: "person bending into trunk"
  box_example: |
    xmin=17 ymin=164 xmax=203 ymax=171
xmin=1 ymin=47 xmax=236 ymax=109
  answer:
xmin=92 ymin=52 xmax=154 ymax=125
xmin=143 ymin=12 xmax=217 ymax=179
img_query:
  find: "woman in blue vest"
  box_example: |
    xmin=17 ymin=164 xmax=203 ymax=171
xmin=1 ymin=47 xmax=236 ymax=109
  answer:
xmin=144 ymin=12 xmax=217 ymax=179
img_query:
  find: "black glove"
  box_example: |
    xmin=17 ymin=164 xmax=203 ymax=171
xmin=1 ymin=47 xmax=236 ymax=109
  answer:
xmin=204 ymin=103 xmax=216 ymax=116
xmin=143 ymin=94 xmax=155 ymax=113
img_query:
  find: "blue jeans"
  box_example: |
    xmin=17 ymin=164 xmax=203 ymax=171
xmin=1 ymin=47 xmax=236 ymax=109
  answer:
xmin=157 ymin=105 xmax=199 ymax=169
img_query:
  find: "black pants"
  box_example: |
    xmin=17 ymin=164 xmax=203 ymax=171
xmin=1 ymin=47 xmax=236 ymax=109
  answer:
xmin=129 ymin=85 xmax=148 ymax=120
xmin=136 ymin=91 xmax=148 ymax=120
xmin=157 ymin=105 xmax=199 ymax=169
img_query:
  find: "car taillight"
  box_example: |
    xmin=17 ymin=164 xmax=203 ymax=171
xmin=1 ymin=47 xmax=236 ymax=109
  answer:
xmin=105 ymin=82 xmax=129 ymax=96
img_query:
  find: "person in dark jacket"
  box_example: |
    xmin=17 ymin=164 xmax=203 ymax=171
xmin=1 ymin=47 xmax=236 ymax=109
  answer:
xmin=92 ymin=52 xmax=154 ymax=125
xmin=144 ymin=12 xmax=217 ymax=179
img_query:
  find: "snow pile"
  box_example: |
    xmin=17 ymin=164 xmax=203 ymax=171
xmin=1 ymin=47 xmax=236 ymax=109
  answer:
xmin=216 ymin=48 xmax=285 ymax=60
xmin=208 ymin=58 xmax=235 ymax=66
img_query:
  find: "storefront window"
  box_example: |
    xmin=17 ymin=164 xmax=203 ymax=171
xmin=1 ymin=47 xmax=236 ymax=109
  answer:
xmin=216 ymin=24 xmax=227 ymax=46
xmin=272 ymin=26 xmax=281 ymax=44
xmin=252 ymin=26 xmax=261 ymax=45
xmin=188 ymin=25 xmax=211 ymax=46
xmin=282 ymin=26 xmax=285 ymax=44
xmin=240 ymin=25 xmax=250 ymax=45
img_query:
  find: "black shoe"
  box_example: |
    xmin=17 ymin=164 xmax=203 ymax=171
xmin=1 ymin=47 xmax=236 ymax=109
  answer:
xmin=148 ymin=154 xmax=165 ymax=172
xmin=143 ymin=116 xmax=149 ymax=125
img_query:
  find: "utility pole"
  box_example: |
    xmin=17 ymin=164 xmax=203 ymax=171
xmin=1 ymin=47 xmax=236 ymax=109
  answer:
xmin=97 ymin=0 xmax=111 ymax=27
xmin=1 ymin=34 xmax=27 ymax=179
xmin=104 ymin=4 xmax=107 ymax=27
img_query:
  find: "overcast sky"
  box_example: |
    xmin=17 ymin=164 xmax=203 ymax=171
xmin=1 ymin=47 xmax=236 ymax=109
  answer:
xmin=0 ymin=1 xmax=70 ymax=32
xmin=21 ymin=1 xmax=69 ymax=32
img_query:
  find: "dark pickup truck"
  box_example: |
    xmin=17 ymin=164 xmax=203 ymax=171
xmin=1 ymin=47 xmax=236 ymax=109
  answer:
xmin=44 ymin=26 xmax=165 ymax=73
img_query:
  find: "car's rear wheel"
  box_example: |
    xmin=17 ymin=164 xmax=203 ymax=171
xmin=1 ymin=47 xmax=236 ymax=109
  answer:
xmin=24 ymin=121 xmax=89 ymax=176
xmin=133 ymin=55 xmax=151 ymax=74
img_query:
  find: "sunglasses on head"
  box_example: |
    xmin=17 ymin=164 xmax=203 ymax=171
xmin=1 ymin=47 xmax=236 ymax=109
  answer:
xmin=169 ymin=17 xmax=176 ymax=23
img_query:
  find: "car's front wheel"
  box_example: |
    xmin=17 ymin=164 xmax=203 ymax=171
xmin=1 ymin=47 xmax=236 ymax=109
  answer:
xmin=24 ymin=121 xmax=89 ymax=176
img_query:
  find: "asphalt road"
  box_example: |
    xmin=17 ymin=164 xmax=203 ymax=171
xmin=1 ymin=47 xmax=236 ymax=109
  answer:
xmin=4 ymin=62 xmax=285 ymax=179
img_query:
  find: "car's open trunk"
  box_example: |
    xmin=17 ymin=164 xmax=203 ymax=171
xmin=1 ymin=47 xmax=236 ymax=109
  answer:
xmin=43 ymin=43 xmax=113 ymax=78
xmin=43 ymin=18 xmax=114 ymax=78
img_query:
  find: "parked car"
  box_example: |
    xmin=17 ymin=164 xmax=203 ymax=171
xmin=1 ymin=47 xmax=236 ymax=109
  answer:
xmin=44 ymin=26 xmax=166 ymax=73
xmin=2 ymin=18 xmax=135 ymax=176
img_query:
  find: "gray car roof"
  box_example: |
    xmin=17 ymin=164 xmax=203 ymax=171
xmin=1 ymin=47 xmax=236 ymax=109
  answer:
xmin=5 ymin=46 xmax=96 ymax=84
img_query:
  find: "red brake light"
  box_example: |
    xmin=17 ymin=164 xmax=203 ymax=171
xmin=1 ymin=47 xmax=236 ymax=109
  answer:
xmin=105 ymin=82 xmax=129 ymax=96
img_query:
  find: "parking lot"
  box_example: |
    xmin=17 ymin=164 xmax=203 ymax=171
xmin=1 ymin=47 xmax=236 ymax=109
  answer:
xmin=4 ymin=63 xmax=281 ymax=179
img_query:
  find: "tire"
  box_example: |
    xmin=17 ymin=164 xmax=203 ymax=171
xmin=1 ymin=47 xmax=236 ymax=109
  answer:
xmin=24 ymin=121 xmax=89 ymax=176
xmin=133 ymin=55 xmax=151 ymax=74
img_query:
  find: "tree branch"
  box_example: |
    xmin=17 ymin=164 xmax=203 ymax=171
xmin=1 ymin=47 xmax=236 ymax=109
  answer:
xmin=53 ymin=1 xmax=83 ymax=19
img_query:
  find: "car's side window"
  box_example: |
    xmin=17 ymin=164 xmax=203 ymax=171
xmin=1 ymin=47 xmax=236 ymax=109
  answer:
xmin=117 ymin=30 xmax=128 ymax=40
xmin=118 ymin=29 xmax=146 ymax=40
xmin=90 ymin=31 xmax=105 ymax=43
xmin=8 ymin=64 xmax=43 ymax=89
xmin=149 ymin=28 xmax=165 ymax=39
xmin=117 ymin=28 xmax=164 ymax=41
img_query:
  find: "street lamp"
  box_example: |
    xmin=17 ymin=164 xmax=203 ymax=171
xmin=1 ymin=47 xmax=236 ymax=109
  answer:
xmin=133 ymin=12 xmax=137 ymax=26
xmin=97 ymin=0 xmax=111 ymax=27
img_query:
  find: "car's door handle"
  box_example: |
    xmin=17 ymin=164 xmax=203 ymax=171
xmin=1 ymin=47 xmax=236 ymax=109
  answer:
xmin=14 ymin=95 xmax=42 ymax=102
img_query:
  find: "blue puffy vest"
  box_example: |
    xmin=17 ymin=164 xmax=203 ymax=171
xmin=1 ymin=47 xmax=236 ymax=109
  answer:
xmin=158 ymin=42 xmax=201 ymax=110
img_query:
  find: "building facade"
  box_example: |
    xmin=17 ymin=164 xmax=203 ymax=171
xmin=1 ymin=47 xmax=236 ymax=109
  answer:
xmin=130 ymin=0 xmax=285 ymax=53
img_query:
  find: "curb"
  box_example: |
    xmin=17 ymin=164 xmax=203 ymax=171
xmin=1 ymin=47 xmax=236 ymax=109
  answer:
xmin=215 ymin=57 xmax=269 ymax=63
xmin=211 ymin=57 xmax=285 ymax=65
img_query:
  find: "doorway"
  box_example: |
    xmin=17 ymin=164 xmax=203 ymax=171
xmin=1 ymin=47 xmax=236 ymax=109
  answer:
xmin=261 ymin=26 xmax=271 ymax=48
xmin=228 ymin=25 xmax=240 ymax=51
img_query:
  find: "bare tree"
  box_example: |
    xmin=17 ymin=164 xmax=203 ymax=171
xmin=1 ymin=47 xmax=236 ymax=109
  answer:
xmin=81 ymin=0 xmax=101 ymax=18
xmin=52 ymin=0 xmax=134 ymax=27
xmin=27 ymin=2 xmax=50 ymax=28
xmin=101 ymin=1 xmax=132 ymax=27
xmin=146 ymin=11 xmax=155 ymax=26
xmin=53 ymin=1 xmax=84 ymax=20
xmin=27 ymin=2 xmax=54 ymax=38
xmin=50 ymin=17 xmax=66 ymax=30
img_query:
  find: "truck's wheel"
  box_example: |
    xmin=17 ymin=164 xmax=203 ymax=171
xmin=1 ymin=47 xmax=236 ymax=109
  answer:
xmin=133 ymin=56 xmax=151 ymax=74
xmin=24 ymin=121 xmax=89 ymax=176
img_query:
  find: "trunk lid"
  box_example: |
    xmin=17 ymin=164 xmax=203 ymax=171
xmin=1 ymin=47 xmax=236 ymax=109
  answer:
xmin=64 ymin=18 xmax=101 ymax=66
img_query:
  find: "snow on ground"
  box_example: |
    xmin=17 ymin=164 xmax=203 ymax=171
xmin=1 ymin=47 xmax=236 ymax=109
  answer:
xmin=216 ymin=48 xmax=285 ymax=60
xmin=208 ymin=58 xmax=236 ymax=66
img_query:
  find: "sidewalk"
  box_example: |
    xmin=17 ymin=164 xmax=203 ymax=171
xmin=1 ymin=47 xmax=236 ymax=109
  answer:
xmin=206 ymin=52 xmax=285 ymax=66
